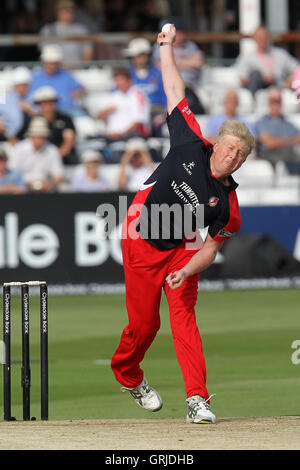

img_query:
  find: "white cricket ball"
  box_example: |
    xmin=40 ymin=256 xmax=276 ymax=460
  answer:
xmin=161 ymin=23 xmax=174 ymax=34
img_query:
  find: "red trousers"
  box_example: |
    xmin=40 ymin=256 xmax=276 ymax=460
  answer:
xmin=111 ymin=189 xmax=209 ymax=399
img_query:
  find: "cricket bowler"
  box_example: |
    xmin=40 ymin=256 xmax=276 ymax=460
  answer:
xmin=111 ymin=24 xmax=255 ymax=423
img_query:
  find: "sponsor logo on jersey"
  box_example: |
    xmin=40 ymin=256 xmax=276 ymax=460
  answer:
xmin=208 ymin=196 xmax=219 ymax=207
xmin=183 ymin=161 xmax=195 ymax=175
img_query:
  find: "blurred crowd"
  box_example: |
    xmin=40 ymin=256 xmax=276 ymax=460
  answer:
xmin=0 ymin=0 xmax=299 ymax=195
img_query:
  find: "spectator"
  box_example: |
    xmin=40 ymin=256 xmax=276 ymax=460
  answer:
xmin=153 ymin=17 xmax=206 ymax=114
xmin=29 ymin=44 xmax=86 ymax=117
xmin=70 ymin=149 xmax=111 ymax=192
xmin=19 ymin=87 xmax=77 ymax=165
xmin=124 ymin=38 xmax=167 ymax=114
xmin=206 ymin=89 xmax=256 ymax=143
xmin=97 ymin=67 xmax=151 ymax=141
xmin=256 ymin=87 xmax=300 ymax=165
xmin=0 ymin=148 xmax=26 ymax=195
xmin=235 ymin=26 xmax=298 ymax=96
xmin=9 ymin=117 xmax=64 ymax=192
xmin=118 ymin=138 xmax=154 ymax=192
xmin=0 ymin=67 xmax=35 ymax=142
xmin=40 ymin=0 xmax=94 ymax=67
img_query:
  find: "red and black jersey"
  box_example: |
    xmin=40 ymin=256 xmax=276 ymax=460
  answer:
xmin=136 ymin=97 xmax=241 ymax=250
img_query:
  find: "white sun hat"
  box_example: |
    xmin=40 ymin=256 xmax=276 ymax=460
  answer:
xmin=12 ymin=67 xmax=31 ymax=85
xmin=41 ymin=44 xmax=63 ymax=63
xmin=123 ymin=38 xmax=152 ymax=57
xmin=34 ymin=86 xmax=58 ymax=103
xmin=26 ymin=117 xmax=50 ymax=138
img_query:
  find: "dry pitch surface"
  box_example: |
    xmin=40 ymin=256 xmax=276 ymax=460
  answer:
xmin=0 ymin=417 xmax=299 ymax=450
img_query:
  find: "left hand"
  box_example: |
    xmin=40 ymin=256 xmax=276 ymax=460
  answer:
xmin=165 ymin=269 xmax=187 ymax=290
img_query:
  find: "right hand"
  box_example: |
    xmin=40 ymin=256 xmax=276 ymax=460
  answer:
xmin=157 ymin=24 xmax=176 ymax=46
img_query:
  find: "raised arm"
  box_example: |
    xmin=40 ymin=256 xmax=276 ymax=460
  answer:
xmin=157 ymin=25 xmax=185 ymax=114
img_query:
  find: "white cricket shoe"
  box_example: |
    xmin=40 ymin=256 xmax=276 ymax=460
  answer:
xmin=186 ymin=394 xmax=216 ymax=424
xmin=121 ymin=379 xmax=163 ymax=412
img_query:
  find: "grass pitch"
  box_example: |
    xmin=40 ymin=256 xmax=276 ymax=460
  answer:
xmin=0 ymin=288 xmax=299 ymax=421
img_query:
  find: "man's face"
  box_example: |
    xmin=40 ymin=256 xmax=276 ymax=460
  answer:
xmin=31 ymin=136 xmax=47 ymax=150
xmin=44 ymin=62 xmax=60 ymax=75
xmin=254 ymin=27 xmax=269 ymax=51
xmin=57 ymin=7 xmax=75 ymax=24
xmin=212 ymin=135 xmax=248 ymax=177
xmin=132 ymin=53 xmax=150 ymax=69
xmin=15 ymin=83 xmax=29 ymax=97
xmin=224 ymin=92 xmax=238 ymax=116
xmin=39 ymin=100 xmax=57 ymax=115
xmin=114 ymin=74 xmax=131 ymax=93
xmin=268 ymin=91 xmax=282 ymax=117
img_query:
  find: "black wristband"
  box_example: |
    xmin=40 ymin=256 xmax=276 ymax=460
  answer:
xmin=159 ymin=42 xmax=173 ymax=47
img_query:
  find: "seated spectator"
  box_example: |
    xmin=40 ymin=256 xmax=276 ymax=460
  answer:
xmin=0 ymin=67 xmax=35 ymax=143
xmin=153 ymin=17 xmax=206 ymax=114
xmin=0 ymin=148 xmax=26 ymax=195
xmin=206 ymin=89 xmax=256 ymax=143
xmin=9 ymin=117 xmax=64 ymax=192
xmin=40 ymin=0 xmax=94 ymax=67
xmin=118 ymin=138 xmax=154 ymax=192
xmin=97 ymin=68 xmax=151 ymax=141
xmin=256 ymin=87 xmax=300 ymax=165
xmin=29 ymin=44 xmax=86 ymax=117
xmin=18 ymin=87 xmax=77 ymax=165
xmin=70 ymin=149 xmax=112 ymax=192
xmin=125 ymin=38 xmax=167 ymax=113
xmin=235 ymin=26 xmax=298 ymax=96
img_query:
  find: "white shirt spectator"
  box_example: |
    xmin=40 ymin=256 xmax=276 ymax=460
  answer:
xmin=9 ymin=139 xmax=64 ymax=185
xmin=106 ymin=86 xmax=151 ymax=136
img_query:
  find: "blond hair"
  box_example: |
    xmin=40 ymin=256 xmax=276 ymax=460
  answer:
xmin=218 ymin=120 xmax=255 ymax=156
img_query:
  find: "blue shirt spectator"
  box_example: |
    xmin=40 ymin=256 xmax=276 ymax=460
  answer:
xmin=29 ymin=44 xmax=85 ymax=117
xmin=0 ymin=148 xmax=26 ymax=194
xmin=124 ymin=38 xmax=167 ymax=110
xmin=255 ymin=87 xmax=300 ymax=164
xmin=130 ymin=64 xmax=166 ymax=109
xmin=205 ymin=90 xmax=257 ymax=143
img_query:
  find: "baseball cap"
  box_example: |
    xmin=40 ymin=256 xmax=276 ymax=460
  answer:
xmin=26 ymin=117 xmax=50 ymax=138
xmin=12 ymin=67 xmax=31 ymax=85
xmin=123 ymin=38 xmax=152 ymax=57
xmin=34 ymin=87 xmax=58 ymax=103
xmin=41 ymin=44 xmax=63 ymax=63
xmin=81 ymin=149 xmax=103 ymax=163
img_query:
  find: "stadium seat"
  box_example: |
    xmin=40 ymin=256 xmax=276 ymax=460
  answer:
xmin=73 ymin=67 xmax=113 ymax=93
xmin=83 ymin=92 xmax=112 ymax=117
xmin=74 ymin=115 xmax=106 ymax=139
xmin=209 ymin=67 xmax=240 ymax=88
xmin=234 ymin=158 xmax=275 ymax=187
xmin=237 ymin=187 xmax=299 ymax=205
xmin=275 ymin=160 xmax=300 ymax=187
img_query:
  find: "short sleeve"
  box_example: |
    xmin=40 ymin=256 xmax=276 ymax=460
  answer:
xmin=167 ymin=97 xmax=213 ymax=149
xmin=208 ymin=191 xmax=241 ymax=243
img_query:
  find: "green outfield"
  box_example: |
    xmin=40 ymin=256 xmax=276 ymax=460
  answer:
xmin=1 ymin=288 xmax=299 ymax=421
